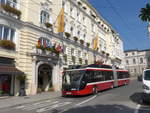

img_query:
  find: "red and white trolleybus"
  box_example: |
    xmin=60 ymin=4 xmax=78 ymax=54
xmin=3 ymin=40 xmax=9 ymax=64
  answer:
xmin=62 ymin=64 xmax=130 ymax=96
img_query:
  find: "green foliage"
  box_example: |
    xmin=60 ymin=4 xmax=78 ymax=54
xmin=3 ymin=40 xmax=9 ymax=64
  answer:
xmin=86 ymin=42 xmax=90 ymax=47
xmin=1 ymin=4 xmax=21 ymax=19
xmin=73 ymin=36 xmax=78 ymax=42
xmin=0 ymin=40 xmax=15 ymax=50
xmin=65 ymin=32 xmax=71 ymax=38
xmin=45 ymin=22 xmax=53 ymax=28
xmin=80 ymin=39 xmax=84 ymax=45
xmin=139 ymin=3 xmax=150 ymax=22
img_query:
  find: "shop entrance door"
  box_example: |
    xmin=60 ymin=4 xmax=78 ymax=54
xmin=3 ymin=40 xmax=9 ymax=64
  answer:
xmin=38 ymin=64 xmax=52 ymax=93
xmin=0 ymin=75 xmax=11 ymax=96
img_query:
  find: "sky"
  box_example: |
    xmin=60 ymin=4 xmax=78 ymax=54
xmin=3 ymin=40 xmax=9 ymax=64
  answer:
xmin=88 ymin=0 xmax=150 ymax=51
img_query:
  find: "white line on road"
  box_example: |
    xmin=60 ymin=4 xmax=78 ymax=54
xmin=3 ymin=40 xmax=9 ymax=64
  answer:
xmin=134 ymin=104 xmax=141 ymax=113
xmin=36 ymin=102 xmax=71 ymax=113
xmin=75 ymin=95 xmax=97 ymax=106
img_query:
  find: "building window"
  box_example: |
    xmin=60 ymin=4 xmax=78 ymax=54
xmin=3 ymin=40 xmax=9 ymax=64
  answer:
xmin=71 ymin=48 xmax=74 ymax=56
xmin=126 ymin=60 xmax=129 ymax=65
xmin=132 ymin=52 xmax=135 ymax=55
xmin=91 ymin=23 xmax=94 ymax=32
xmin=140 ymin=58 xmax=143 ymax=64
xmin=0 ymin=25 xmax=15 ymax=41
xmin=78 ymin=50 xmax=81 ymax=58
xmin=70 ymin=27 xmax=73 ymax=34
xmin=125 ymin=53 xmax=128 ymax=56
xmin=63 ymin=45 xmax=66 ymax=54
xmin=77 ymin=31 xmax=80 ymax=36
xmin=134 ymin=68 xmax=136 ymax=73
xmin=40 ymin=10 xmax=50 ymax=23
xmin=62 ymin=1 xmax=65 ymax=8
xmin=133 ymin=59 xmax=136 ymax=64
xmin=0 ymin=0 xmax=17 ymax=8
xmin=70 ymin=6 xmax=73 ymax=14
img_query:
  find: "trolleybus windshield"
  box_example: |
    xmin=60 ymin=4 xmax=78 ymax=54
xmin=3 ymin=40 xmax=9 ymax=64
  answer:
xmin=63 ymin=70 xmax=85 ymax=85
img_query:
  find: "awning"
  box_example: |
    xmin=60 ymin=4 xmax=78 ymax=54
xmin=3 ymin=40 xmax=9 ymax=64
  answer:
xmin=0 ymin=65 xmax=24 ymax=75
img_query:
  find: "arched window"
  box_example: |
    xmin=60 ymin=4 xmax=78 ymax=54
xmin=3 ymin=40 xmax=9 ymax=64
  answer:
xmin=133 ymin=59 xmax=136 ymax=64
xmin=126 ymin=60 xmax=129 ymax=65
xmin=40 ymin=11 xmax=49 ymax=23
xmin=140 ymin=58 xmax=143 ymax=64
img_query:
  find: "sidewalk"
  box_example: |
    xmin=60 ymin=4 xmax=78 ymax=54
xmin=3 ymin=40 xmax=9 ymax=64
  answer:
xmin=0 ymin=91 xmax=61 ymax=109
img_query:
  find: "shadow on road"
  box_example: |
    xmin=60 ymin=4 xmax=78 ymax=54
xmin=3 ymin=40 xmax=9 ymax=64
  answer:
xmin=51 ymin=104 xmax=134 ymax=113
xmin=130 ymin=92 xmax=150 ymax=105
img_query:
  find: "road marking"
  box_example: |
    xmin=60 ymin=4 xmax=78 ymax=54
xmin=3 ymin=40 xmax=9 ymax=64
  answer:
xmin=75 ymin=95 xmax=97 ymax=106
xmin=15 ymin=101 xmax=59 ymax=111
xmin=36 ymin=102 xmax=71 ymax=113
xmin=23 ymin=101 xmax=59 ymax=111
xmin=134 ymin=104 xmax=141 ymax=113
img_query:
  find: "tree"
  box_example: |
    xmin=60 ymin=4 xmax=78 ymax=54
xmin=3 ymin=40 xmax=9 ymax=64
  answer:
xmin=139 ymin=3 xmax=150 ymax=22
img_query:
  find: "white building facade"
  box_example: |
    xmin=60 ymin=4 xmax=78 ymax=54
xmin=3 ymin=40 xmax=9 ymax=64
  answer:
xmin=124 ymin=49 xmax=150 ymax=76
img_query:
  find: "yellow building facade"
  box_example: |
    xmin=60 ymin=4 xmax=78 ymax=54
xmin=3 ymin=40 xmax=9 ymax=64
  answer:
xmin=0 ymin=0 xmax=124 ymax=96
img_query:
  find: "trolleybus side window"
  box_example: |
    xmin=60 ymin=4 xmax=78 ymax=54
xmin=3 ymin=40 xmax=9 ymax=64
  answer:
xmin=118 ymin=72 xmax=123 ymax=79
xmin=117 ymin=72 xmax=129 ymax=79
xmin=105 ymin=71 xmax=114 ymax=80
xmin=86 ymin=71 xmax=94 ymax=83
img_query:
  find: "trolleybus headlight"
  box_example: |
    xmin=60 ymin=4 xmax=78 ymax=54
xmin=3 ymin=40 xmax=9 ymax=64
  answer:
xmin=143 ymin=84 xmax=150 ymax=90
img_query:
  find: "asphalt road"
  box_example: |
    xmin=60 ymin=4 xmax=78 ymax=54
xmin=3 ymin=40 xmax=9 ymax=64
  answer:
xmin=0 ymin=79 xmax=149 ymax=113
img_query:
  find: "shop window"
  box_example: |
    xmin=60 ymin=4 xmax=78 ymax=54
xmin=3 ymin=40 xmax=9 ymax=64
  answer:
xmin=0 ymin=25 xmax=15 ymax=41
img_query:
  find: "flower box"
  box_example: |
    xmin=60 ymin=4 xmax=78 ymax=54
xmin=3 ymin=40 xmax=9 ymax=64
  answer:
xmin=0 ymin=40 xmax=15 ymax=50
xmin=45 ymin=22 xmax=53 ymax=28
xmin=1 ymin=4 xmax=21 ymax=19
xmin=86 ymin=43 xmax=90 ymax=47
xmin=65 ymin=32 xmax=71 ymax=38
xmin=106 ymin=53 xmax=110 ymax=56
xmin=102 ymin=51 xmax=105 ymax=54
xmin=80 ymin=39 xmax=84 ymax=45
xmin=73 ymin=36 xmax=78 ymax=42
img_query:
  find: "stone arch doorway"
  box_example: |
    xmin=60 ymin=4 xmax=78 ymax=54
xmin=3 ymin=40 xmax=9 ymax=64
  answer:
xmin=38 ymin=64 xmax=52 ymax=93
